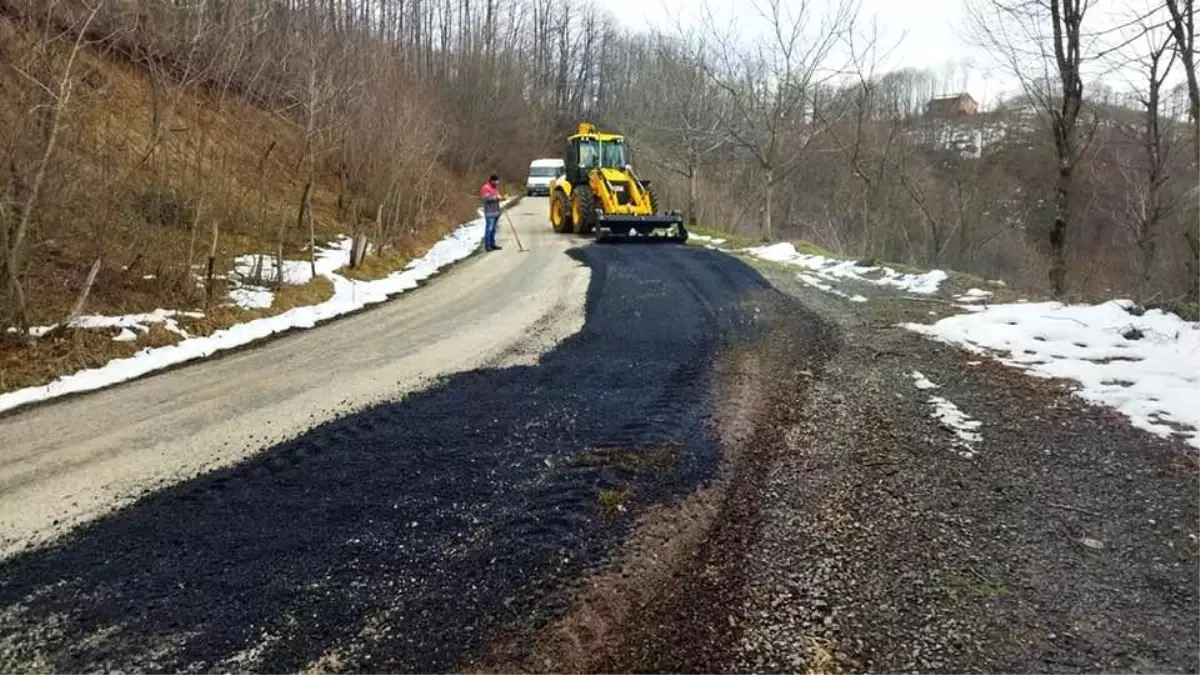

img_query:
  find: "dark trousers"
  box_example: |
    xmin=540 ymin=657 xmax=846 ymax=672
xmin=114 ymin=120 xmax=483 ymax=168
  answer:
xmin=484 ymin=214 xmax=499 ymax=248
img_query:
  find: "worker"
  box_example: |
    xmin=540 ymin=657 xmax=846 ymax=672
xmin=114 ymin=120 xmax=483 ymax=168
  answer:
xmin=480 ymin=174 xmax=502 ymax=251
xmin=579 ymin=142 xmax=595 ymax=169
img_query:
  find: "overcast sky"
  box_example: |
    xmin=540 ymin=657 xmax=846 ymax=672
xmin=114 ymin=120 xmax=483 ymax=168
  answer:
xmin=600 ymin=0 xmax=1184 ymax=110
xmin=598 ymin=0 xmax=1008 ymax=105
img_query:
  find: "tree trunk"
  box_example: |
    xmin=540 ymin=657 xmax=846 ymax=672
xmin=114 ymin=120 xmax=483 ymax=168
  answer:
xmin=276 ymin=214 xmax=287 ymax=288
xmin=687 ymin=163 xmax=698 ymax=226
xmin=1049 ymin=165 xmax=1071 ymax=297
xmin=1138 ymin=234 xmax=1156 ymax=299
xmin=307 ymin=190 xmax=317 ymax=279
xmin=296 ymin=179 xmax=313 ymax=276
xmin=68 ymin=258 xmax=103 ymax=323
xmin=763 ymin=168 xmax=774 ymax=242
xmin=205 ymin=207 xmax=220 ymax=309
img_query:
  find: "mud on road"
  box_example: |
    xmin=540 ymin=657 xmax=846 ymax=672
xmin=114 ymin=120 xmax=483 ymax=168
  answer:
xmin=0 ymin=243 xmax=787 ymax=673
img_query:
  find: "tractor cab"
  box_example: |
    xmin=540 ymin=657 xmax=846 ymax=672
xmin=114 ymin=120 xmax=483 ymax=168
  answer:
xmin=564 ymin=123 xmax=628 ymax=183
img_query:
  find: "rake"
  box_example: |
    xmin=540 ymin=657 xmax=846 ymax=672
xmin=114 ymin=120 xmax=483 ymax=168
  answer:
xmin=503 ymin=209 xmax=528 ymax=252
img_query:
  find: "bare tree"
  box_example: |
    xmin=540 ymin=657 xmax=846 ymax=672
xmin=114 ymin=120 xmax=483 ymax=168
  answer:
xmin=1162 ymin=0 xmax=1198 ymax=300
xmin=967 ymin=0 xmax=1097 ymax=297
xmin=1105 ymin=15 xmax=1185 ymax=298
xmin=619 ymin=31 xmax=729 ymax=225
xmin=699 ymin=0 xmax=859 ymax=241
xmin=2 ymin=1 xmax=104 ymax=336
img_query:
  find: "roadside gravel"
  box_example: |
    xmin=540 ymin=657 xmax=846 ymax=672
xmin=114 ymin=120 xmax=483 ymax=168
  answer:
xmin=481 ymin=257 xmax=1199 ymax=674
xmin=725 ymin=264 xmax=1199 ymax=674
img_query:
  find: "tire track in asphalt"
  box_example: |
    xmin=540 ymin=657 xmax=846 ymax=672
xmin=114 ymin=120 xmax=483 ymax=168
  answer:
xmin=0 ymin=243 xmax=775 ymax=673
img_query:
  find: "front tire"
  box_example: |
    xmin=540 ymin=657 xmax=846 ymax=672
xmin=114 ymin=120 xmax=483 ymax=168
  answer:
xmin=648 ymin=187 xmax=659 ymax=214
xmin=573 ymin=184 xmax=597 ymax=235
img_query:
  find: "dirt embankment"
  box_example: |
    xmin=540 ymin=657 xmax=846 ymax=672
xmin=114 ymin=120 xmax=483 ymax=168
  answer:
xmin=0 ymin=17 xmax=479 ymax=394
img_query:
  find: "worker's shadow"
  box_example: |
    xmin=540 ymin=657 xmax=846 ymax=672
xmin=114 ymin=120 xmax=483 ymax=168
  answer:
xmin=0 ymin=246 xmax=776 ymax=672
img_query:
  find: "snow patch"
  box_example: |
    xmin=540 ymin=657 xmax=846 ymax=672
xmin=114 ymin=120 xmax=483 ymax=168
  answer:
xmin=742 ymin=242 xmax=948 ymax=297
xmin=688 ymin=234 xmax=728 ymax=247
xmin=902 ymin=299 xmax=1200 ymax=450
xmin=0 ymin=203 xmax=512 ymax=415
xmin=797 ymin=273 xmax=868 ymax=303
xmin=23 ymin=309 xmax=203 ymax=342
xmin=229 ymin=287 xmax=274 ymax=310
xmin=225 ymin=241 xmax=356 ymax=310
xmin=955 ymin=287 xmax=994 ymax=303
xmin=910 ymin=370 xmax=940 ymax=390
xmin=928 ymin=395 xmax=983 ymax=457
xmin=910 ymin=370 xmax=982 ymax=456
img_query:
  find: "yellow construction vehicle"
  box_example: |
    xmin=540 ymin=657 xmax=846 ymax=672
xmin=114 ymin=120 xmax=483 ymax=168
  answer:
xmin=548 ymin=122 xmax=688 ymax=243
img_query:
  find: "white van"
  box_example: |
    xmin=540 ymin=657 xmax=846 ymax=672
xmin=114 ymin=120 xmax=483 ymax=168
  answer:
xmin=525 ymin=158 xmax=564 ymax=196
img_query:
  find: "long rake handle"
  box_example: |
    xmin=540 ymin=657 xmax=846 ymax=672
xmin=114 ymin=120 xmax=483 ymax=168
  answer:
xmin=504 ymin=210 xmax=527 ymax=252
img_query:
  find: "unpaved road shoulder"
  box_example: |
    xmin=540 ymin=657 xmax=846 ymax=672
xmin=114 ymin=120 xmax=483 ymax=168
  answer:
xmin=0 ymin=198 xmax=589 ymax=559
xmin=466 ymin=257 xmax=1199 ymax=674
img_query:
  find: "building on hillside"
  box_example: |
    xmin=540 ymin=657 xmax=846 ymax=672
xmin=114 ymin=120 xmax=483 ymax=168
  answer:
xmin=926 ymin=93 xmax=979 ymax=118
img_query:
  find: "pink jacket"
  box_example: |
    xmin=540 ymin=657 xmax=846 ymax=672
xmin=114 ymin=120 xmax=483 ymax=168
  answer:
xmin=481 ymin=181 xmax=501 ymax=216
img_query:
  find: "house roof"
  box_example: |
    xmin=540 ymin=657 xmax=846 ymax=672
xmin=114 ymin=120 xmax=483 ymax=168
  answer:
xmin=929 ymin=93 xmax=977 ymax=103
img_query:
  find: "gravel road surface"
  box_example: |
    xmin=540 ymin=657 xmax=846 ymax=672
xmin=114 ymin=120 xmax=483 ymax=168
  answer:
xmin=0 ymin=206 xmax=776 ymax=672
xmin=0 ymin=198 xmax=590 ymax=559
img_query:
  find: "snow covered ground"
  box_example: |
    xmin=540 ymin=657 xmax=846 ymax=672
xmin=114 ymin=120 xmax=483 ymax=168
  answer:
xmin=227 ymin=238 xmax=360 ymax=310
xmin=743 ymin=242 xmax=949 ymax=296
xmin=695 ymin=235 xmax=1200 ymax=452
xmin=0 ymin=201 xmax=513 ymax=415
xmin=690 ymin=235 xmax=1200 ymax=452
xmin=904 ymin=300 xmax=1200 ymax=450
xmin=687 ymin=233 xmax=728 ymax=249
xmin=16 ymin=309 xmax=205 ymax=341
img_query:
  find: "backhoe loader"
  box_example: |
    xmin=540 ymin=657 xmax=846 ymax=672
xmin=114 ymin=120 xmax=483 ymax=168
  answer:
xmin=548 ymin=123 xmax=688 ymax=243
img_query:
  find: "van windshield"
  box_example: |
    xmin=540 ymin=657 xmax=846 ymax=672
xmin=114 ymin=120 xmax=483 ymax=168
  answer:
xmin=528 ymin=166 xmax=560 ymax=177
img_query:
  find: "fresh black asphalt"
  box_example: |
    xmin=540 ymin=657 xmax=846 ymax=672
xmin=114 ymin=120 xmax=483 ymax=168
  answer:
xmin=0 ymin=244 xmax=776 ymax=672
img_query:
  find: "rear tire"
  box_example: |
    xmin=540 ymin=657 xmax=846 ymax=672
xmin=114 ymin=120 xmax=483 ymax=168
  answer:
xmin=574 ymin=184 xmax=597 ymax=235
xmin=648 ymin=187 xmax=659 ymax=214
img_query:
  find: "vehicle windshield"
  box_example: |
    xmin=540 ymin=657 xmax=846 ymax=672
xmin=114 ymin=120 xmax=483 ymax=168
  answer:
xmin=528 ymin=166 xmax=560 ymax=177
xmin=578 ymin=138 xmax=626 ymax=170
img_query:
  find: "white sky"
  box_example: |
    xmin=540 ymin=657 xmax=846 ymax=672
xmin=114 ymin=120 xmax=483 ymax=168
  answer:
xmin=601 ymin=0 xmax=1183 ymax=110
xmin=601 ymin=0 xmax=1012 ymax=106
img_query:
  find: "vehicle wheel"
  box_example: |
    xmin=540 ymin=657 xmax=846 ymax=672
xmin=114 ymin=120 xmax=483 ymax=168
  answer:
xmin=648 ymin=187 xmax=659 ymax=214
xmin=551 ymin=190 xmax=575 ymax=233
xmin=573 ymin=184 xmax=597 ymax=235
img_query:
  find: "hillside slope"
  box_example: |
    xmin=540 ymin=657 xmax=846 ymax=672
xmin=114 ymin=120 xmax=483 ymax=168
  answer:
xmin=0 ymin=16 xmax=479 ymax=392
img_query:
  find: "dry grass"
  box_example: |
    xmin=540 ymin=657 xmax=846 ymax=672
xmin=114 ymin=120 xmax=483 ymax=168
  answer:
xmin=174 ymin=277 xmax=335 ymax=337
xmin=0 ymin=275 xmax=337 ymax=395
xmin=339 ymin=249 xmax=413 ymax=282
xmin=0 ymin=325 xmax=181 ymax=392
